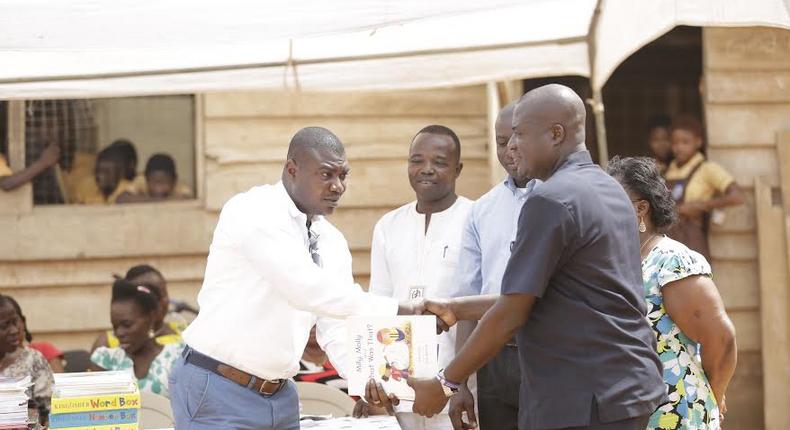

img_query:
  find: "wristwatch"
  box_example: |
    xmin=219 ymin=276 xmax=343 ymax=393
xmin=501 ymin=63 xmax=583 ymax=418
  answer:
xmin=436 ymin=369 xmax=460 ymax=398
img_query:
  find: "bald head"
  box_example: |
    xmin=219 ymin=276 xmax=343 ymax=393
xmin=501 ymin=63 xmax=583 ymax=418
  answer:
xmin=508 ymin=84 xmax=588 ymax=181
xmin=287 ymin=126 xmax=345 ymax=162
xmin=495 ymin=102 xmax=516 ymax=136
xmin=515 ymin=84 xmax=586 ymax=145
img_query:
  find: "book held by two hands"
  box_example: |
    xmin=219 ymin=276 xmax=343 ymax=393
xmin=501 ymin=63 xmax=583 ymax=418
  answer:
xmin=347 ymin=315 xmax=439 ymax=401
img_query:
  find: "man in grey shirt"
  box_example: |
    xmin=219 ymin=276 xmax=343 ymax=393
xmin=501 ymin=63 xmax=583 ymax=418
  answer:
xmin=450 ymin=103 xmax=539 ymax=430
xmin=401 ymin=84 xmax=666 ymax=430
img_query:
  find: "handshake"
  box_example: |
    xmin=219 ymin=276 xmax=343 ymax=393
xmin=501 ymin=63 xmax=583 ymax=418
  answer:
xmin=397 ymin=298 xmax=459 ymax=333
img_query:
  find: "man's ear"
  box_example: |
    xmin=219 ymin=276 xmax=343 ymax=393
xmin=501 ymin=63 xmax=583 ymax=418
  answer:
xmin=455 ymin=162 xmax=464 ymax=178
xmin=285 ymin=159 xmax=298 ymax=179
xmin=550 ymin=124 xmax=566 ymax=146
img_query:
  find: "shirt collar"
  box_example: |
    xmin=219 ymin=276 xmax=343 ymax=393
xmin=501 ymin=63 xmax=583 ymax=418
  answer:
xmin=276 ymin=181 xmax=322 ymax=226
xmin=555 ymin=149 xmax=593 ymax=175
xmin=503 ymin=176 xmax=539 ymax=195
xmin=667 ymin=152 xmax=705 ymax=176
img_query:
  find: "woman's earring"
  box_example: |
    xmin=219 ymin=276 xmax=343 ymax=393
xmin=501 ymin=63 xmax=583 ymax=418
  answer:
xmin=638 ymin=216 xmax=647 ymax=233
xmin=148 ymin=329 xmax=155 ymax=339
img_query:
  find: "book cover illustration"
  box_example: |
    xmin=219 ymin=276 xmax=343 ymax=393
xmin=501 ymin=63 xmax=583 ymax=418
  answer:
xmin=347 ymin=315 xmax=438 ymax=400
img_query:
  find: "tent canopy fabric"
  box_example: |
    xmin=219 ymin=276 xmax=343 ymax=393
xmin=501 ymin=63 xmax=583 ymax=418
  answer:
xmin=0 ymin=0 xmax=788 ymax=98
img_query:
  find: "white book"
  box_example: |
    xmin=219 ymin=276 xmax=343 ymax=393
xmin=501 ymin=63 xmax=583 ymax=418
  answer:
xmin=347 ymin=315 xmax=438 ymax=401
xmin=53 ymin=370 xmax=137 ymax=398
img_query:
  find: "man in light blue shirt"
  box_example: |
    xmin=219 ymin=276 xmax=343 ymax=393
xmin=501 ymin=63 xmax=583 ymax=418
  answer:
xmin=449 ymin=103 xmax=538 ymax=430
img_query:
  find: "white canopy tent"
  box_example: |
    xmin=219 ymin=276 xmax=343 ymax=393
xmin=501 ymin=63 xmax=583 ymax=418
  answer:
xmin=0 ymin=0 xmax=787 ymax=99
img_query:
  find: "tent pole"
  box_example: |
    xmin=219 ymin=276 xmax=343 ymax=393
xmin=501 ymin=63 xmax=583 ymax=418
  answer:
xmin=587 ymin=0 xmax=610 ymax=167
xmin=591 ymin=89 xmax=609 ymax=166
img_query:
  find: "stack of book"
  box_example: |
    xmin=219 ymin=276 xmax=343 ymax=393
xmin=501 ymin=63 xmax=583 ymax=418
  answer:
xmin=0 ymin=376 xmax=32 ymax=430
xmin=50 ymin=371 xmax=140 ymax=430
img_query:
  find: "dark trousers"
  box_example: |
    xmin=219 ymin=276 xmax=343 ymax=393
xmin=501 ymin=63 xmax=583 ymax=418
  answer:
xmin=477 ymin=346 xmax=521 ymax=430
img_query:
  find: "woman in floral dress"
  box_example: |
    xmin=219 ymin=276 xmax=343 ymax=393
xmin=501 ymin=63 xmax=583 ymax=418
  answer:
xmin=607 ymin=157 xmax=737 ymax=430
xmin=91 ymin=279 xmax=184 ymax=398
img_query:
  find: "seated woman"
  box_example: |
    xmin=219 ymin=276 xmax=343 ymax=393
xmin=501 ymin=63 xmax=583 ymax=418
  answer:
xmin=90 ymin=280 xmax=185 ymax=398
xmin=91 ymin=264 xmax=185 ymax=352
xmin=0 ymin=294 xmax=54 ymax=426
xmin=608 ymin=157 xmax=738 ymax=429
xmin=663 ymin=115 xmax=744 ymax=259
xmin=117 ymin=153 xmax=192 ymax=203
xmin=6 ymin=296 xmax=65 ymax=373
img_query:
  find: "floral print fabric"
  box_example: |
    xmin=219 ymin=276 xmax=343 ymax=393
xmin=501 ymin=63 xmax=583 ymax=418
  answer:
xmin=642 ymin=237 xmax=720 ymax=430
xmin=91 ymin=341 xmax=184 ymax=398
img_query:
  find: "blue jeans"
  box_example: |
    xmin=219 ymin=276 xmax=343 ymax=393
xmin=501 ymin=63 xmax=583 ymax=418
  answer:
xmin=169 ymin=356 xmax=300 ymax=430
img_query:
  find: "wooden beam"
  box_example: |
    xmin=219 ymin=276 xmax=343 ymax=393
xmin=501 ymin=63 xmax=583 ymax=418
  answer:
xmin=0 ymin=100 xmax=32 ymax=214
xmin=754 ymin=170 xmax=790 ymax=429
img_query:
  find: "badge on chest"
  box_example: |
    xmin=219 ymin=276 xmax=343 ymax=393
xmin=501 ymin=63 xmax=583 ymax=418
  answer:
xmin=408 ymin=286 xmax=426 ymax=300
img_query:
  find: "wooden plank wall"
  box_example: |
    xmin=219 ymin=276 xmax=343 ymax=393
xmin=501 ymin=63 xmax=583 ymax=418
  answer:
xmin=202 ymin=86 xmax=492 ymax=287
xmin=703 ymin=26 xmax=790 ymax=429
xmin=0 ymin=86 xmax=491 ymax=351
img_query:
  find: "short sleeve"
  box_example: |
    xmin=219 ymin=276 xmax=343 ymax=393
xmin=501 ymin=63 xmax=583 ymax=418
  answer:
xmin=452 ymin=207 xmax=483 ymax=297
xmin=703 ymin=161 xmax=735 ymax=194
xmin=90 ymin=346 xmax=124 ymax=370
xmin=0 ymin=155 xmax=12 ymax=176
xmin=656 ymin=246 xmax=712 ymax=288
xmin=501 ymin=194 xmax=576 ymax=298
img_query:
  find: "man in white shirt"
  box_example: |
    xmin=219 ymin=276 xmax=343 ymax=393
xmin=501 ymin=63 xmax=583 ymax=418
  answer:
xmin=368 ymin=125 xmax=474 ymax=430
xmin=170 ymin=127 xmax=427 ymax=430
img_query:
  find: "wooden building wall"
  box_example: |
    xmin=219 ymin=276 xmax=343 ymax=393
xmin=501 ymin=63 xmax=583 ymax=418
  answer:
xmin=0 ymin=85 xmax=491 ymax=351
xmin=703 ymin=26 xmax=790 ymax=429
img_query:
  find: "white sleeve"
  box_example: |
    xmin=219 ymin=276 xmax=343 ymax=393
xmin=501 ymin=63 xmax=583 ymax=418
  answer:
xmin=316 ymin=316 xmax=349 ymax=379
xmin=368 ymin=220 xmax=395 ymax=298
xmin=235 ymin=213 xmax=397 ymax=319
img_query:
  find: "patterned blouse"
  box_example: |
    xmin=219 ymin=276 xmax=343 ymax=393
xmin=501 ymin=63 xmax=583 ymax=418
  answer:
xmin=0 ymin=347 xmax=54 ymax=419
xmin=91 ymin=341 xmax=184 ymax=398
xmin=642 ymin=237 xmax=720 ymax=430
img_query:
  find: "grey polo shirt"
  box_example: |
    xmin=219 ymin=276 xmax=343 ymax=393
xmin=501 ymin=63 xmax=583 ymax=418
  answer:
xmin=501 ymin=151 xmax=666 ymax=430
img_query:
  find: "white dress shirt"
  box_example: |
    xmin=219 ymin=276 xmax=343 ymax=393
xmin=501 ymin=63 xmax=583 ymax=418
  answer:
xmin=454 ymin=177 xmax=539 ymax=297
xmin=369 ymin=196 xmax=473 ymax=377
xmin=183 ymin=181 xmax=397 ymax=380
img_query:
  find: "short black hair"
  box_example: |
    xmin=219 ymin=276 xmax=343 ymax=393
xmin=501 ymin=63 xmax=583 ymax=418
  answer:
xmin=111 ymin=279 xmax=161 ymax=316
xmin=0 ymin=294 xmax=32 ymax=342
xmin=413 ymin=125 xmax=461 ymax=160
xmin=109 ymin=139 xmax=138 ymax=181
xmin=144 ymin=153 xmax=177 ymax=180
xmin=96 ymin=144 xmax=128 ymax=170
xmin=647 ymin=114 xmax=671 ymax=132
xmin=125 ymin=264 xmax=163 ymax=282
xmin=671 ymin=114 xmax=704 ymax=139
xmin=606 ymin=156 xmax=677 ymax=230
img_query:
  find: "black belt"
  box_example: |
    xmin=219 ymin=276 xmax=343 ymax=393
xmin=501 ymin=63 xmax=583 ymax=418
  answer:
xmin=183 ymin=347 xmax=285 ymax=396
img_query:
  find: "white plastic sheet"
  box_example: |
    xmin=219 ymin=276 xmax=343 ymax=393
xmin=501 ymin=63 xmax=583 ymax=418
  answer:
xmin=0 ymin=0 xmax=787 ymax=98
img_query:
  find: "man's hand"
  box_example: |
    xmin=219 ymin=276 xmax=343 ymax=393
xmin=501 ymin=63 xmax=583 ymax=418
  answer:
xmin=449 ymin=383 xmax=477 ymax=429
xmin=352 ymin=399 xmax=390 ymax=418
xmin=407 ymin=376 xmax=449 ymax=418
xmin=425 ymin=298 xmax=458 ymax=332
xmin=363 ymin=379 xmax=399 ymax=415
xmin=397 ymin=300 xmax=426 ymax=316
